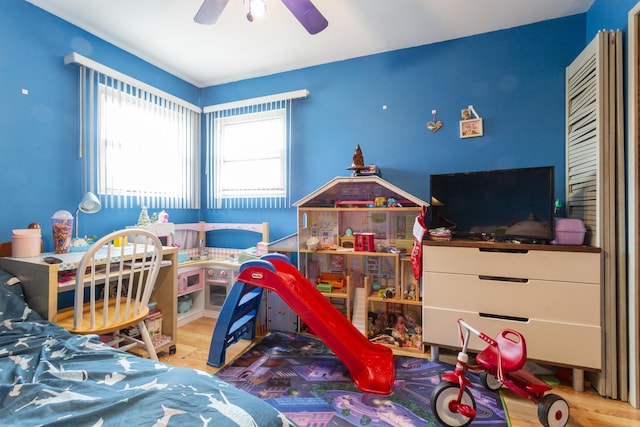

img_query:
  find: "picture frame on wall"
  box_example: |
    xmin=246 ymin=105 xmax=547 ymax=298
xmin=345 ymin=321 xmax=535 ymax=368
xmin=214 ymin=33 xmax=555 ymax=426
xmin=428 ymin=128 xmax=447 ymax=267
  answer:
xmin=460 ymin=118 xmax=483 ymax=138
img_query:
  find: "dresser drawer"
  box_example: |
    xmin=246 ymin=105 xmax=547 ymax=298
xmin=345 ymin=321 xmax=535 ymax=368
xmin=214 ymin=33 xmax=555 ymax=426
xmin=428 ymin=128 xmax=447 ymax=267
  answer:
xmin=423 ymin=308 xmax=601 ymax=369
xmin=423 ymin=272 xmax=600 ymax=326
xmin=422 ymin=243 xmax=602 ymax=371
xmin=423 ymin=245 xmax=600 ymax=283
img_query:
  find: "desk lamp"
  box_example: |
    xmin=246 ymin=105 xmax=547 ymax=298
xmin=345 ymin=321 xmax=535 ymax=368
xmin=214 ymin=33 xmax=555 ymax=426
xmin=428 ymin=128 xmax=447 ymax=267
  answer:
xmin=75 ymin=192 xmax=101 ymax=239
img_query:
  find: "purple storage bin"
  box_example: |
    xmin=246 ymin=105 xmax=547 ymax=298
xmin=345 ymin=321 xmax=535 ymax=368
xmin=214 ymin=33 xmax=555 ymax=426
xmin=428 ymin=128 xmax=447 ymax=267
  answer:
xmin=554 ymin=218 xmax=586 ymax=245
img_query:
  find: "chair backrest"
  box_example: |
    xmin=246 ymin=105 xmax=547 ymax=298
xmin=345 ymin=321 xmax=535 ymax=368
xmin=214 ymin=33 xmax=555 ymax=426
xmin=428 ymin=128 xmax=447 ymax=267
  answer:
xmin=72 ymin=228 xmax=163 ymax=331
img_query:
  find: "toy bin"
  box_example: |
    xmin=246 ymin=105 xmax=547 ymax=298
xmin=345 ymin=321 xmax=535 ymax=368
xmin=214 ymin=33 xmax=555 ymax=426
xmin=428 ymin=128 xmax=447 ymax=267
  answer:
xmin=554 ymin=218 xmax=586 ymax=245
xmin=11 ymin=229 xmax=41 ymax=257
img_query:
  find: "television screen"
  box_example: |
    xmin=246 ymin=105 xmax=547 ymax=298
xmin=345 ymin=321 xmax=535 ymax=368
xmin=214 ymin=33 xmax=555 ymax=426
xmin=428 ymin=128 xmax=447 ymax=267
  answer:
xmin=429 ymin=166 xmax=555 ymax=243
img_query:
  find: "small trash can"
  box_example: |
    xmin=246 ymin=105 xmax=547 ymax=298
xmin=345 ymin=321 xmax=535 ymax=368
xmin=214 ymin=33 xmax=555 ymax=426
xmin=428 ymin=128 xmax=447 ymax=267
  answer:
xmin=12 ymin=228 xmax=42 ymax=257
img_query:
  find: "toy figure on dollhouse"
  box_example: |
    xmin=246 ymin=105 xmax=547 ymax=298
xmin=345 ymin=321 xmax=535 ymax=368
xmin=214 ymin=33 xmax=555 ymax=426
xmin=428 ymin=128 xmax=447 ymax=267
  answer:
xmin=346 ymin=144 xmax=381 ymax=177
xmin=368 ymin=308 xmax=423 ymax=350
xmin=386 ymin=197 xmax=402 ymax=207
xmin=412 ymin=326 xmax=423 ymax=349
xmin=367 ymin=315 xmax=376 ymax=338
xmin=379 ymin=287 xmax=396 ymax=299
xmin=395 ymin=315 xmax=409 ymax=344
xmin=405 ymin=282 xmax=418 ymax=301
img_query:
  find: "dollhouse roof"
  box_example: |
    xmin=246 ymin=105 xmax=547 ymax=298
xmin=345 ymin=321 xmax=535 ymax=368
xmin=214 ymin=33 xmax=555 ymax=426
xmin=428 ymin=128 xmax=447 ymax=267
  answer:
xmin=293 ymin=176 xmax=429 ymax=208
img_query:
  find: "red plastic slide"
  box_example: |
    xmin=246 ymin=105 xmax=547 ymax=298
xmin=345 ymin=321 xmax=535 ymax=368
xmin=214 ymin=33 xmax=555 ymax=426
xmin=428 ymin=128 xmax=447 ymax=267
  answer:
xmin=237 ymin=254 xmax=396 ymax=395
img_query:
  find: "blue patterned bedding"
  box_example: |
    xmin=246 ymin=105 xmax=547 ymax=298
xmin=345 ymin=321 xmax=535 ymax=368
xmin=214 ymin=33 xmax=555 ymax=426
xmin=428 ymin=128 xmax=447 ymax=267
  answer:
xmin=0 ymin=269 xmax=290 ymax=427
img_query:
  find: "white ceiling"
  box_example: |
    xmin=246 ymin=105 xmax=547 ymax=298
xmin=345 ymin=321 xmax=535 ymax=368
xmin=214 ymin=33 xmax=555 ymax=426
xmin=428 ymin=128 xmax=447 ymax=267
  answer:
xmin=26 ymin=0 xmax=594 ymax=88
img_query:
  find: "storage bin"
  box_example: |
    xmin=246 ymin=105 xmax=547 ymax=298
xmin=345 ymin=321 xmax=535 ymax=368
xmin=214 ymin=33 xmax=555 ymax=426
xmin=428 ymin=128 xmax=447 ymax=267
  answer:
xmin=554 ymin=218 xmax=586 ymax=245
xmin=12 ymin=229 xmax=41 ymax=257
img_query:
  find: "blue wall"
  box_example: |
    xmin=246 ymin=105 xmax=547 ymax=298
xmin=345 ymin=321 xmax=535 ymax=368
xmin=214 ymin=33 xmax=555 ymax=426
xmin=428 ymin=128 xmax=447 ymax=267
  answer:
xmin=587 ymin=0 xmax=636 ymax=39
xmin=203 ymin=16 xmax=586 ymax=242
xmin=0 ymin=0 xmax=201 ymax=250
xmin=2 ymin=0 xmax=635 ymax=250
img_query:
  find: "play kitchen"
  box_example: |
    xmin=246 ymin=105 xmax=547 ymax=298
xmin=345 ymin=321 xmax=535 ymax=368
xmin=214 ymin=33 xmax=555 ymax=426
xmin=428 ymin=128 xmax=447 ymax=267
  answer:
xmin=176 ymin=262 xmax=239 ymax=325
xmin=140 ymin=221 xmax=269 ymax=327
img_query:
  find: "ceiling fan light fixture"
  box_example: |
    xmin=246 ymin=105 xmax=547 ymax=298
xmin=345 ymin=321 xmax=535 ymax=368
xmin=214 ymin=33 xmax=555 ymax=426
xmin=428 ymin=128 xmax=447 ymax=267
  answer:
xmin=194 ymin=0 xmax=230 ymax=25
xmin=280 ymin=0 xmax=328 ymax=35
xmin=195 ymin=0 xmax=328 ymax=34
xmin=249 ymin=0 xmax=267 ymax=18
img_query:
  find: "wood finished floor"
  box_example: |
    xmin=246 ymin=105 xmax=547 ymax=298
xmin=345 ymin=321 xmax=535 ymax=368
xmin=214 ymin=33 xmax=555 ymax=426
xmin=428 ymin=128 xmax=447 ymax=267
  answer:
xmin=158 ymin=316 xmax=640 ymax=427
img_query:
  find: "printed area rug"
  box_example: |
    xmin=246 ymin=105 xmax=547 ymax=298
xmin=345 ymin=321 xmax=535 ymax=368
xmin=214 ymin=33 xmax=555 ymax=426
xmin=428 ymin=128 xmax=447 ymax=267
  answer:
xmin=216 ymin=332 xmax=509 ymax=426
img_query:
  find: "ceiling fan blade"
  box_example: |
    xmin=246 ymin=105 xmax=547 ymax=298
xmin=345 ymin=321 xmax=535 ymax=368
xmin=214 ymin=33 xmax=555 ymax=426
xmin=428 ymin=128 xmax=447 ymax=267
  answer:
xmin=194 ymin=0 xmax=230 ymax=25
xmin=280 ymin=0 xmax=328 ymax=35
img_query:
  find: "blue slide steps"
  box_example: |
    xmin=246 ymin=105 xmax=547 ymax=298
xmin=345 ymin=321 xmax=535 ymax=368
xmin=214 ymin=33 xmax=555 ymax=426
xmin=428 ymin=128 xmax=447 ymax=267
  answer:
xmin=206 ymin=259 xmax=274 ymax=367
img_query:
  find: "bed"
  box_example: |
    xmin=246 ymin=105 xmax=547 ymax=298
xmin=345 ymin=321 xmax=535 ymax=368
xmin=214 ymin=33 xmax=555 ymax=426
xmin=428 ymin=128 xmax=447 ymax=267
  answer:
xmin=0 ymin=267 xmax=290 ymax=426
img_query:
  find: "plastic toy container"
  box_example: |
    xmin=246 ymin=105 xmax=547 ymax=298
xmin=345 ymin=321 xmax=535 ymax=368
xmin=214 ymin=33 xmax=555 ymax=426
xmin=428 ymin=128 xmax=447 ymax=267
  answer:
xmin=51 ymin=210 xmax=74 ymax=254
xmin=554 ymin=218 xmax=586 ymax=245
xmin=11 ymin=229 xmax=41 ymax=257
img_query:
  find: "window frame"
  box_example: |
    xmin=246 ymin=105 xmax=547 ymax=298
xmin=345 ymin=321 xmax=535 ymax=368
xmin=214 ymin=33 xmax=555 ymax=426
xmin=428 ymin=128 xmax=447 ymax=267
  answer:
xmin=213 ymin=107 xmax=287 ymax=201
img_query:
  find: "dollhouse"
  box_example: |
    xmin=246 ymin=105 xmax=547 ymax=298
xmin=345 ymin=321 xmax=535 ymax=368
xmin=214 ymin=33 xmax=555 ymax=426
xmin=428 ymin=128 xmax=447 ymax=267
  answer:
xmin=292 ymin=175 xmax=428 ymax=352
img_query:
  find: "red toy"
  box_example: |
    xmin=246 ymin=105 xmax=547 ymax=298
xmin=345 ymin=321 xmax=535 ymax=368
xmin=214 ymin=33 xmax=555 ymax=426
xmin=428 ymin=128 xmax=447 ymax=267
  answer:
xmin=234 ymin=254 xmax=395 ymax=395
xmin=431 ymin=319 xmax=569 ymax=427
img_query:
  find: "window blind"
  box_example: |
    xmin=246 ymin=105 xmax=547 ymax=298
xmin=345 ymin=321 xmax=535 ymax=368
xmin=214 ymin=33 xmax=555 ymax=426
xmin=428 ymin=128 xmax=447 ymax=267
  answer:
xmin=66 ymin=52 xmax=201 ymax=210
xmin=204 ymin=90 xmax=308 ymax=209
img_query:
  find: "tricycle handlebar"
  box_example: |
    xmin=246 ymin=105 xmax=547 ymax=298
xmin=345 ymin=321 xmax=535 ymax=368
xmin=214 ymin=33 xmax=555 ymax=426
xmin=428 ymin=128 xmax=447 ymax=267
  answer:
xmin=457 ymin=318 xmax=497 ymax=347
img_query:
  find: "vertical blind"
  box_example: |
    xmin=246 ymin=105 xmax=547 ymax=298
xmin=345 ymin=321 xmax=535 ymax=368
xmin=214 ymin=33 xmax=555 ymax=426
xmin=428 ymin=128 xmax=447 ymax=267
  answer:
xmin=203 ymin=90 xmax=308 ymax=209
xmin=66 ymin=52 xmax=201 ymax=210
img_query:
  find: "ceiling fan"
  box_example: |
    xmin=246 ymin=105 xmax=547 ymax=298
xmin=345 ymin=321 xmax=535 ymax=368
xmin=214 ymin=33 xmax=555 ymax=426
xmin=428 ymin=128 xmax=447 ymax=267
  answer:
xmin=194 ymin=0 xmax=328 ymax=35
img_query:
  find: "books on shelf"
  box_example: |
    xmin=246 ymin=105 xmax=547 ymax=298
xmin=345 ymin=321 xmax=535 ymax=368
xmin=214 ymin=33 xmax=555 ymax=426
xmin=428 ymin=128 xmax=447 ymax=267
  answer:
xmin=151 ymin=334 xmax=172 ymax=349
xmin=144 ymin=304 xmax=163 ymax=338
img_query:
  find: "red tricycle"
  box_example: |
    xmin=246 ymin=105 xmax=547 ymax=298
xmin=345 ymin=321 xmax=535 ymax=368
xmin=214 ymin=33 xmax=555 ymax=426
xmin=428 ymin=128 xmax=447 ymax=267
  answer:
xmin=430 ymin=319 xmax=569 ymax=427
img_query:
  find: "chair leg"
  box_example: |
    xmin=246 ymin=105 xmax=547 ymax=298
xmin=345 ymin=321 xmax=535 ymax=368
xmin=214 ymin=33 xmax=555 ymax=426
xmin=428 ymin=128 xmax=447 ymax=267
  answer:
xmin=138 ymin=321 xmax=158 ymax=361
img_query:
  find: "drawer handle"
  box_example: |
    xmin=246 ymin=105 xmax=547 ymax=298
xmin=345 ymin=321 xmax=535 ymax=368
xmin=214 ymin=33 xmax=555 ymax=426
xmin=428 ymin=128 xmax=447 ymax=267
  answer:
xmin=479 ymin=312 xmax=529 ymax=322
xmin=479 ymin=248 xmax=529 ymax=254
xmin=478 ymin=275 xmax=528 ymax=283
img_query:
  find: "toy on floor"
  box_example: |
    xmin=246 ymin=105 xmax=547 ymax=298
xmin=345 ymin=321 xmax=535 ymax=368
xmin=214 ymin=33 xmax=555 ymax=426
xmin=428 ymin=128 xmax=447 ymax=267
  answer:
xmin=207 ymin=253 xmax=395 ymax=395
xmin=431 ymin=319 xmax=569 ymax=427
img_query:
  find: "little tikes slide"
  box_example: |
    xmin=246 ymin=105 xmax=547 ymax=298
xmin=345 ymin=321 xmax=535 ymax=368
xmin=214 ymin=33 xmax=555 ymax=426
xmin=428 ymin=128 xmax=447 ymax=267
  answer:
xmin=234 ymin=254 xmax=395 ymax=395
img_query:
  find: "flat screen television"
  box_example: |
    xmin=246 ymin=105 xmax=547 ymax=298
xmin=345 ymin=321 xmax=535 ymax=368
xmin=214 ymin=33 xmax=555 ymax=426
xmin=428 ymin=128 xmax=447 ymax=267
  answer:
xmin=429 ymin=166 xmax=555 ymax=243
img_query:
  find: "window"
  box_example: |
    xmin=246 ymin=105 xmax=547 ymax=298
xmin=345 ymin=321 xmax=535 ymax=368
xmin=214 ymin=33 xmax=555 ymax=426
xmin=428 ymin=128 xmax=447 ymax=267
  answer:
xmin=69 ymin=53 xmax=200 ymax=210
xmin=214 ymin=108 xmax=286 ymax=200
xmin=98 ymin=84 xmax=200 ymax=208
xmin=205 ymin=90 xmax=308 ymax=209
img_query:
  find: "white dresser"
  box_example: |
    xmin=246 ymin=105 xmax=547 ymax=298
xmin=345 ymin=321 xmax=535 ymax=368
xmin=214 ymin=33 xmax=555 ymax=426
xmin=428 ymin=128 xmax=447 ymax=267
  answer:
xmin=422 ymin=241 xmax=601 ymax=390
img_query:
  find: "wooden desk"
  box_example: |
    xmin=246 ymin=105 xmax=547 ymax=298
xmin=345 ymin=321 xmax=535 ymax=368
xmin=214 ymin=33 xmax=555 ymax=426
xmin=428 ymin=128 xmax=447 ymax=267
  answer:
xmin=0 ymin=246 xmax=178 ymax=354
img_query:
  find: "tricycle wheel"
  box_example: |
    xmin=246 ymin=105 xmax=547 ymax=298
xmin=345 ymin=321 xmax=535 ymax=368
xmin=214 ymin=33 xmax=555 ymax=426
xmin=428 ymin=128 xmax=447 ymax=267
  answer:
xmin=537 ymin=393 xmax=570 ymax=427
xmin=480 ymin=371 xmax=502 ymax=391
xmin=430 ymin=382 xmax=476 ymax=427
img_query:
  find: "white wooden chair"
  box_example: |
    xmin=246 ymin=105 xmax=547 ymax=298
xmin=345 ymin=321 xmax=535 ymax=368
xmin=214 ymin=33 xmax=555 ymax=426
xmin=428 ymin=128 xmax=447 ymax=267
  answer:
xmin=57 ymin=229 xmax=164 ymax=360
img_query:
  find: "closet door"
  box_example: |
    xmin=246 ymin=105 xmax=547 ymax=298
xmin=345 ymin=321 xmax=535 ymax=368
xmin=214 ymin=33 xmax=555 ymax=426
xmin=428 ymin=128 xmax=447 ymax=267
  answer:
xmin=628 ymin=2 xmax=640 ymax=409
xmin=566 ymin=30 xmax=625 ymax=401
xmin=565 ymin=34 xmax=602 ymax=246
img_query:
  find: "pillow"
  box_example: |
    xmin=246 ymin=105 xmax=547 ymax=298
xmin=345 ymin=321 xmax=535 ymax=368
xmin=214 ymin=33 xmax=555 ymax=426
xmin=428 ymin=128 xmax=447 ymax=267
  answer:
xmin=0 ymin=268 xmax=42 ymax=322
